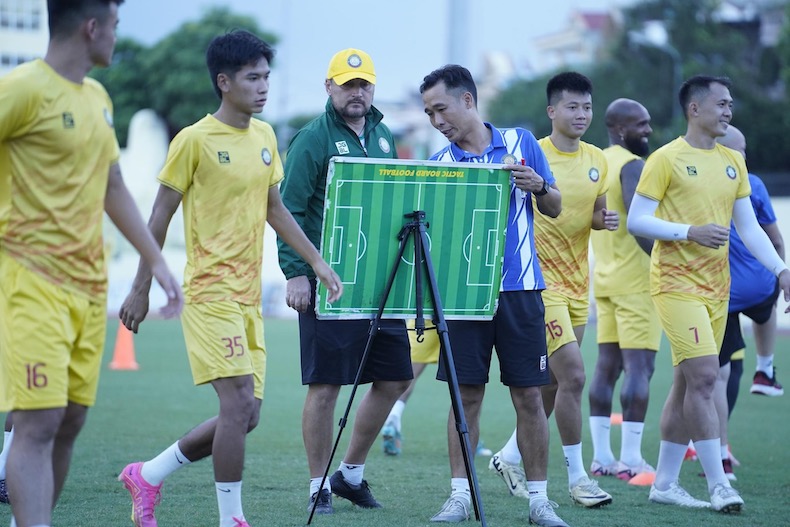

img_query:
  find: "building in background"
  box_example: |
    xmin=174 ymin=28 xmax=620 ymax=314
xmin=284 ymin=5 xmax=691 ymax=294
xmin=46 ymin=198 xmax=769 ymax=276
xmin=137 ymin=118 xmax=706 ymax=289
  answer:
xmin=0 ymin=0 xmax=47 ymax=76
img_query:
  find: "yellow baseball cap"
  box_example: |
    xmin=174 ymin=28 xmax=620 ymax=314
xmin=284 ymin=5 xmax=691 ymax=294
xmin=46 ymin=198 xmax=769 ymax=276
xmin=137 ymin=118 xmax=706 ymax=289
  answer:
xmin=326 ymin=48 xmax=376 ymax=85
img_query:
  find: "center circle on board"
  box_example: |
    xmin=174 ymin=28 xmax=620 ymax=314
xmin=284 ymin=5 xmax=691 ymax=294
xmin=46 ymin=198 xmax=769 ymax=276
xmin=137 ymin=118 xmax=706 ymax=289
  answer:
xmin=400 ymin=233 xmax=433 ymax=266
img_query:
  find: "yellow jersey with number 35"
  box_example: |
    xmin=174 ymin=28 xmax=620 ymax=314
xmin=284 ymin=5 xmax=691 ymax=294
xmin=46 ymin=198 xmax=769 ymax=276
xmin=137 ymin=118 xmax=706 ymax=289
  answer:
xmin=636 ymin=137 xmax=750 ymax=300
xmin=158 ymin=114 xmax=284 ymax=305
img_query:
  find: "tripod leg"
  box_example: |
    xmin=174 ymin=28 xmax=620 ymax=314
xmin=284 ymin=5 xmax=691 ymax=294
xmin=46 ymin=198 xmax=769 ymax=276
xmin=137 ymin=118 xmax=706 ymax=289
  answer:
xmin=418 ymin=223 xmax=487 ymax=525
xmin=306 ymin=223 xmax=413 ymax=525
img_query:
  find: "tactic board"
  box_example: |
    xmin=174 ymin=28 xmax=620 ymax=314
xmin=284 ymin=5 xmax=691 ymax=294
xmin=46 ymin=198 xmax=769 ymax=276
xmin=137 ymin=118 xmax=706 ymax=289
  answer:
xmin=316 ymin=157 xmax=510 ymax=320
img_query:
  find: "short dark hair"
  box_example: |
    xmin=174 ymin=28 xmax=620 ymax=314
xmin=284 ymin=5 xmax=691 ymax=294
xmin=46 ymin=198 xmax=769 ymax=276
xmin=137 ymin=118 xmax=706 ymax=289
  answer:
xmin=420 ymin=64 xmax=478 ymax=105
xmin=678 ymin=75 xmax=733 ymax=120
xmin=546 ymin=71 xmax=593 ymax=106
xmin=206 ymin=29 xmax=275 ymax=99
xmin=48 ymin=0 xmax=124 ymax=37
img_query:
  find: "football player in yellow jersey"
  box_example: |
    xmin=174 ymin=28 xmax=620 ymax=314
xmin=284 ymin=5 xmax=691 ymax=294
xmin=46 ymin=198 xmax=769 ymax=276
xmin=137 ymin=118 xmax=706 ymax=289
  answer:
xmin=488 ymin=72 xmax=617 ymax=509
xmin=0 ymin=1 xmax=184 ymax=526
xmin=115 ymin=31 xmax=341 ymax=527
xmin=587 ymin=99 xmax=661 ymax=481
xmin=0 ymin=147 xmax=11 ymax=506
xmin=629 ymin=75 xmax=790 ymax=514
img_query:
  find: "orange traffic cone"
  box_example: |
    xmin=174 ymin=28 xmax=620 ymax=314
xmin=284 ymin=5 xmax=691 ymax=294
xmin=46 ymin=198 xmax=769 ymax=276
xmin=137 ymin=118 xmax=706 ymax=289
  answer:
xmin=109 ymin=323 xmax=139 ymax=370
xmin=610 ymin=412 xmax=623 ymax=425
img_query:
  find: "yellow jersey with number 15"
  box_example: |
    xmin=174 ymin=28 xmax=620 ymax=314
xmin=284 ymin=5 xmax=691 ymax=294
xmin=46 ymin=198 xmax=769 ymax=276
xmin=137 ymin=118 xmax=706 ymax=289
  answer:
xmin=534 ymin=137 xmax=608 ymax=300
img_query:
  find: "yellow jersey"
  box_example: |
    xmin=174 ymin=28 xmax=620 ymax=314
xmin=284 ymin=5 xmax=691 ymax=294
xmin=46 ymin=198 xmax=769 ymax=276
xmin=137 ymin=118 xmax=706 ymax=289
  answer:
xmin=636 ymin=137 xmax=750 ymax=300
xmin=159 ymin=114 xmax=284 ymax=304
xmin=591 ymin=145 xmax=651 ymax=297
xmin=535 ymin=137 xmax=608 ymax=299
xmin=0 ymin=59 xmax=120 ymax=298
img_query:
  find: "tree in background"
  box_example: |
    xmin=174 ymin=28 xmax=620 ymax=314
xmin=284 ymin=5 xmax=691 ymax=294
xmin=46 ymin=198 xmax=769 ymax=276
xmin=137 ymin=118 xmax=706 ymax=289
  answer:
xmin=488 ymin=0 xmax=790 ymax=178
xmin=91 ymin=7 xmax=277 ymax=145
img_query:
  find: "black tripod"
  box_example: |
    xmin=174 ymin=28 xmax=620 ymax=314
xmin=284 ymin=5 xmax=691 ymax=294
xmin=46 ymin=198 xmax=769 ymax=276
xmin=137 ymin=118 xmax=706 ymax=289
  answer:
xmin=307 ymin=210 xmax=486 ymax=525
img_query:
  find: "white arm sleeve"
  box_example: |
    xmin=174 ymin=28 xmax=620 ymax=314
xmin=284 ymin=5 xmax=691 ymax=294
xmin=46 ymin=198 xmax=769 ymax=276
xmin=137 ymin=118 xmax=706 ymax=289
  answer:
xmin=733 ymin=197 xmax=788 ymax=277
xmin=627 ymin=194 xmax=691 ymax=241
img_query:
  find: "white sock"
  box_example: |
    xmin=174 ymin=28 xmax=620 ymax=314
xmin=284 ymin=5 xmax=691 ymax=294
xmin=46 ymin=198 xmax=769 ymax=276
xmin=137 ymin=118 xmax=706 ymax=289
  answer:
xmin=654 ymin=441 xmax=687 ymax=491
xmin=450 ymin=477 xmax=471 ymax=503
xmin=589 ymin=416 xmax=615 ymax=465
xmin=526 ymin=480 xmax=548 ymax=507
xmin=562 ymin=443 xmax=587 ymax=487
xmin=141 ymin=441 xmax=191 ymax=486
xmin=309 ymin=476 xmax=331 ymax=496
xmin=9 ymin=517 xmax=15 ymax=527
xmin=756 ymin=355 xmax=774 ymax=377
xmin=216 ymin=481 xmax=244 ymax=527
xmin=339 ymin=462 xmax=364 ymax=486
xmin=0 ymin=428 xmax=14 ymax=479
xmin=620 ymin=421 xmax=645 ymax=466
xmin=720 ymin=444 xmax=729 ymax=460
xmin=387 ymin=400 xmax=405 ymax=431
xmin=500 ymin=428 xmax=521 ymax=465
xmin=695 ymin=438 xmax=729 ymax=491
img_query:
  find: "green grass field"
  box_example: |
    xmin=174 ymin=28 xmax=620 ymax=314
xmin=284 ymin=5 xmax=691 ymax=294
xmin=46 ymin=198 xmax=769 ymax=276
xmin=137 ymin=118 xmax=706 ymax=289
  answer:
xmin=1 ymin=318 xmax=788 ymax=526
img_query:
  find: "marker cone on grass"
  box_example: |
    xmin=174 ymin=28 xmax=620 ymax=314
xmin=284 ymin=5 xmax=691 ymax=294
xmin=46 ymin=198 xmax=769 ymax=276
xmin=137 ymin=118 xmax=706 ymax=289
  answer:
xmin=109 ymin=324 xmax=139 ymax=370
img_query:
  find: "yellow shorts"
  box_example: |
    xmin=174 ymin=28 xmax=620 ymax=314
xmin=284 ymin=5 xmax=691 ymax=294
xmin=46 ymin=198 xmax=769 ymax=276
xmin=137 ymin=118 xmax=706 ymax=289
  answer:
xmin=181 ymin=301 xmax=266 ymax=399
xmin=652 ymin=292 xmax=727 ymax=366
xmin=542 ymin=290 xmax=589 ymax=355
xmin=731 ymin=349 xmax=745 ymax=361
xmin=0 ymin=254 xmax=105 ymax=411
xmin=408 ymin=319 xmax=440 ymax=364
xmin=596 ymin=292 xmax=662 ymax=351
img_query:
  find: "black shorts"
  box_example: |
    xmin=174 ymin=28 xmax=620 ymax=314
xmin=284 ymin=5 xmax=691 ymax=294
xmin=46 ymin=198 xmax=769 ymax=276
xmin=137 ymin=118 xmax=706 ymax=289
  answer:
xmin=720 ymin=280 xmax=779 ymax=366
xmin=437 ymin=290 xmax=550 ymax=387
xmin=298 ymin=280 xmax=412 ymax=385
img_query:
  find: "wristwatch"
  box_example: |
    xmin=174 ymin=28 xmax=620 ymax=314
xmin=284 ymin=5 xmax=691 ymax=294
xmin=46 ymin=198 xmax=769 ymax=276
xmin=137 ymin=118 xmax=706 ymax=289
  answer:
xmin=534 ymin=179 xmax=550 ymax=196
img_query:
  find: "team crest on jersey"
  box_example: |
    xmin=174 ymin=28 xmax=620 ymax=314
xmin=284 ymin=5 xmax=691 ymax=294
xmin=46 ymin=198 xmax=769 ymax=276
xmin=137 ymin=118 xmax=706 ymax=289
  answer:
xmin=501 ymin=154 xmax=517 ymax=165
xmin=588 ymin=167 xmax=600 ymax=182
xmin=218 ymin=151 xmax=230 ymax=164
xmin=62 ymin=112 xmax=75 ymax=129
xmin=261 ymin=148 xmax=272 ymax=166
xmin=687 ymin=166 xmax=698 ymax=176
xmin=103 ymin=108 xmax=113 ymax=128
xmin=540 ymin=354 xmax=547 ymax=372
xmin=335 ymin=141 xmax=350 ymax=155
xmin=347 ymin=54 xmax=362 ymax=68
xmin=726 ymin=165 xmax=737 ymax=179
xmin=378 ymin=137 xmax=391 ymax=153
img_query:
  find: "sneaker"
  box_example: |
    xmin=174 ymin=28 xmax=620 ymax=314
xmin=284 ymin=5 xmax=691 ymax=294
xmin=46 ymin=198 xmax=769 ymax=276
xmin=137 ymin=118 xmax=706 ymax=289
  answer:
xmin=710 ymin=483 xmax=743 ymax=514
xmin=381 ymin=422 xmax=402 ymax=456
xmin=329 ymin=470 xmax=382 ymax=508
xmin=232 ymin=518 xmax=250 ymax=527
xmin=589 ymin=459 xmax=619 ymax=477
xmin=569 ymin=476 xmax=612 ymax=508
xmin=648 ymin=482 xmax=709 ymax=508
xmin=616 ymin=459 xmax=655 ymax=481
xmin=0 ymin=479 xmax=8 ymax=504
xmin=430 ymin=496 xmax=470 ymax=522
xmin=475 ymin=440 xmax=493 ymax=457
xmin=488 ymin=451 xmax=528 ymax=499
xmin=529 ymin=500 xmax=569 ymax=527
xmin=750 ymin=370 xmax=784 ymax=396
xmin=118 ymin=462 xmax=163 ymax=527
xmin=307 ymin=488 xmax=333 ymax=515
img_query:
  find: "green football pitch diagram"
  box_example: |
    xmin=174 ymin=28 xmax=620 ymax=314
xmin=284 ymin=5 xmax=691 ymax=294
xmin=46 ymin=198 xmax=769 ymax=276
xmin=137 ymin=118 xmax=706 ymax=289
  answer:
xmin=316 ymin=157 xmax=511 ymax=320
